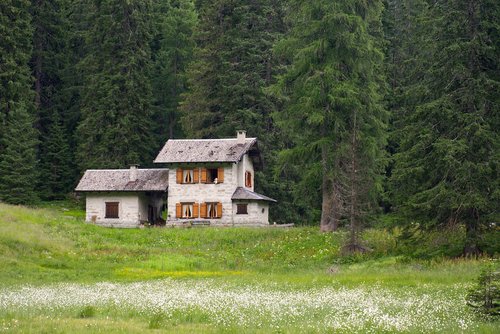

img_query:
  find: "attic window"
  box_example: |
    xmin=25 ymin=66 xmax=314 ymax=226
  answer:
xmin=105 ymin=202 xmax=119 ymax=219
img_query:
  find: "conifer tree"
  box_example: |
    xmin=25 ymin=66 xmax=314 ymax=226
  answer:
xmin=391 ymin=0 xmax=500 ymax=256
xmin=180 ymin=0 xmax=283 ymax=139
xmin=0 ymin=105 xmax=39 ymax=205
xmin=270 ymin=0 xmax=387 ymax=246
xmin=151 ymin=0 xmax=197 ymax=140
xmin=38 ymin=110 xmax=73 ymax=199
xmin=30 ymin=0 xmax=76 ymax=198
xmin=0 ymin=0 xmax=39 ymax=204
xmin=76 ymin=0 xmax=155 ymax=170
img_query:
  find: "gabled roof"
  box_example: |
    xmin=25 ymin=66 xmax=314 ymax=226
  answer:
xmin=75 ymin=169 xmax=169 ymax=192
xmin=154 ymin=138 xmax=259 ymax=164
xmin=231 ymin=187 xmax=277 ymax=202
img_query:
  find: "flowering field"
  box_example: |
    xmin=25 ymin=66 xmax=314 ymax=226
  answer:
xmin=0 ymin=279 xmax=495 ymax=333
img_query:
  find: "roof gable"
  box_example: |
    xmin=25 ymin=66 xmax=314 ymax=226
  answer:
xmin=154 ymin=137 xmax=259 ymax=164
xmin=75 ymin=169 xmax=169 ymax=192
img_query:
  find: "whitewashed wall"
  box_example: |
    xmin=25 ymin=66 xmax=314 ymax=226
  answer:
xmin=167 ymin=153 xmax=264 ymax=225
xmin=85 ymin=192 xmax=142 ymax=227
xmin=167 ymin=163 xmax=235 ymax=224
xmin=232 ymin=202 xmax=269 ymax=225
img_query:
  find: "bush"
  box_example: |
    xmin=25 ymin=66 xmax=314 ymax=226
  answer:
xmin=467 ymin=261 xmax=500 ymax=318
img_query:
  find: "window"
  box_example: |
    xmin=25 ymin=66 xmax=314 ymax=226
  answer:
xmin=207 ymin=168 xmax=218 ymax=183
xmin=236 ymin=204 xmax=248 ymax=215
xmin=183 ymin=169 xmax=194 ymax=183
xmin=200 ymin=202 xmax=222 ymax=218
xmin=201 ymin=167 xmax=224 ymax=183
xmin=105 ymin=202 xmax=119 ymax=218
xmin=207 ymin=202 xmax=218 ymax=218
xmin=245 ymin=171 xmax=252 ymax=188
xmin=182 ymin=203 xmax=193 ymax=218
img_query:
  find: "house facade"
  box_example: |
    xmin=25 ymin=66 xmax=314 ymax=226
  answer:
xmin=75 ymin=131 xmax=275 ymax=227
xmin=154 ymin=130 xmax=276 ymax=226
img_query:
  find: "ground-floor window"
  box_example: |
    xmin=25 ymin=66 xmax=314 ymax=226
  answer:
xmin=207 ymin=203 xmax=218 ymax=218
xmin=182 ymin=203 xmax=193 ymax=218
xmin=105 ymin=202 xmax=119 ymax=218
xmin=236 ymin=203 xmax=248 ymax=215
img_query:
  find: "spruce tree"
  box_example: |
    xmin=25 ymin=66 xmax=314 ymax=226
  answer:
xmin=0 ymin=0 xmax=39 ymax=204
xmin=30 ymin=0 xmax=76 ymax=198
xmin=151 ymin=0 xmax=197 ymax=140
xmin=76 ymin=0 xmax=155 ymax=170
xmin=270 ymin=0 xmax=387 ymax=245
xmin=0 ymin=105 xmax=39 ymax=204
xmin=180 ymin=0 xmax=283 ymax=139
xmin=391 ymin=0 xmax=500 ymax=256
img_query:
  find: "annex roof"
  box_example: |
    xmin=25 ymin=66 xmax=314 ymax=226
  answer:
xmin=154 ymin=137 xmax=259 ymax=164
xmin=231 ymin=187 xmax=277 ymax=202
xmin=75 ymin=168 xmax=169 ymax=192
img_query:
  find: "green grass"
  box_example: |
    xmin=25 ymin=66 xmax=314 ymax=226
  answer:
xmin=0 ymin=202 xmax=498 ymax=333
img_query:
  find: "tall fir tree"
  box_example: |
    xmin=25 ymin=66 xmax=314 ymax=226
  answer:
xmin=0 ymin=0 xmax=39 ymax=204
xmin=76 ymin=0 xmax=155 ymax=170
xmin=151 ymin=0 xmax=197 ymax=141
xmin=180 ymin=0 xmax=282 ymax=140
xmin=270 ymin=0 xmax=387 ymax=244
xmin=391 ymin=0 xmax=500 ymax=255
xmin=30 ymin=0 xmax=76 ymax=199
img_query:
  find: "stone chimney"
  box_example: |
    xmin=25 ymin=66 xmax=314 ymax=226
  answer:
xmin=237 ymin=130 xmax=246 ymax=144
xmin=129 ymin=165 xmax=138 ymax=182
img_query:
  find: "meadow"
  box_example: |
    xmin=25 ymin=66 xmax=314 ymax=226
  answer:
xmin=0 ymin=202 xmax=498 ymax=333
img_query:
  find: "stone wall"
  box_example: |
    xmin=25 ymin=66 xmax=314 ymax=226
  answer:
xmin=85 ymin=192 xmax=142 ymax=227
xmin=232 ymin=202 xmax=269 ymax=225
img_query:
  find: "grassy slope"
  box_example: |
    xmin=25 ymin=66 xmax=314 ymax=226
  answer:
xmin=0 ymin=202 xmax=493 ymax=288
xmin=0 ymin=202 xmax=499 ymax=333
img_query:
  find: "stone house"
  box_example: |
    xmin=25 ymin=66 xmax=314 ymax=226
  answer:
xmin=75 ymin=131 xmax=275 ymax=227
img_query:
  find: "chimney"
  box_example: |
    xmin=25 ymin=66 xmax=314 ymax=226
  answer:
xmin=237 ymin=130 xmax=246 ymax=144
xmin=129 ymin=165 xmax=138 ymax=182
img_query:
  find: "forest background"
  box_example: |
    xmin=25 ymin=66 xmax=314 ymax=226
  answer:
xmin=0 ymin=0 xmax=498 ymax=256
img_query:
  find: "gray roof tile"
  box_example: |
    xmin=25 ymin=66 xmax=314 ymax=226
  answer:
xmin=75 ymin=169 xmax=169 ymax=192
xmin=154 ymin=138 xmax=258 ymax=163
xmin=231 ymin=187 xmax=277 ymax=202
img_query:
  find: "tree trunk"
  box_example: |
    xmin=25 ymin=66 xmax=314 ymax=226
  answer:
xmin=320 ymin=145 xmax=335 ymax=232
xmin=463 ymin=209 xmax=481 ymax=257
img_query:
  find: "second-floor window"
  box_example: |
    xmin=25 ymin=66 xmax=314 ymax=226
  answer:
xmin=183 ymin=169 xmax=193 ymax=183
xmin=245 ymin=171 xmax=252 ymax=188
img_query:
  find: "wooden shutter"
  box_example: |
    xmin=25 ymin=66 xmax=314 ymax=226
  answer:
xmin=175 ymin=203 xmax=181 ymax=218
xmin=193 ymin=168 xmax=199 ymax=183
xmin=200 ymin=203 xmax=207 ymax=218
xmin=218 ymin=167 xmax=224 ymax=183
xmin=105 ymin=202 xmax=119 ymax=218
xmin=176 ymin=169 xmax=183 ymax=184
xmin=216 ymin=202 xmax=223 ymax=218
xmin=245 ymin=171 xmax=252 ymax=188
xmin=193 ymin=203 xmax=199 ymax=218
xmin=201 ymin=168 xmax=207 ymax=183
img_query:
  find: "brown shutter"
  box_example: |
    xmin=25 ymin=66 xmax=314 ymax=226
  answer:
xmin=176 ymin=169 xmax=183 ymax=184
xmin=193 ymin=203 xmax=199 ymax=218
xmin=193 ymin=168 xmax=199 ymax=183
xmin=216 ymin=202 xmax=223 ymax=218
xmin=200 ymin=203 xmax=207 ymax=218
xmin=218 ymin=167 xmax=224 ymax=183
xmin=201 ymin=168 xmax=207 ymax=183
xmin=175 ymin=203 xmax=182 ymax=218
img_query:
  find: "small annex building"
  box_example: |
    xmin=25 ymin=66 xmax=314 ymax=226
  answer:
xmin=75 ymin=167 xmax=169 ymax=227
xmin=75 ymin=131 xmax=276 ymax=227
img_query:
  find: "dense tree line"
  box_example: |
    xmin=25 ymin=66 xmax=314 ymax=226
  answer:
xmin=0 ymin=0 xmax=498 ymax=255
